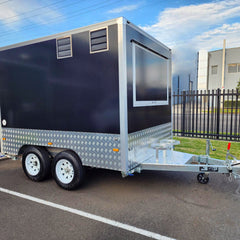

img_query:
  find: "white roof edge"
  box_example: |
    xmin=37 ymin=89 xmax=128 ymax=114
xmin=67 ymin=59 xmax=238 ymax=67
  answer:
xmin=125 ymin=20 xmax=171 ymax=52
xmin=0 ymin=17 xmax=123 ymax=52
xmin=209 ymin=46 xmax=240 ymax=53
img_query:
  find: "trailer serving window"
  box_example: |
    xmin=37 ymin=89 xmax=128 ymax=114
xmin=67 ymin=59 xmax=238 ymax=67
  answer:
xmin=132 ymin=42 xmax=169 ymax=107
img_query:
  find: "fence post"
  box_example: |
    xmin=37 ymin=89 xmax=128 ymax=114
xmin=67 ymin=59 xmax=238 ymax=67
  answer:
xmin=216 ymin=88 xmax=221 ymax=139
xmin=182 ymin=91 xmax=186 ymax=136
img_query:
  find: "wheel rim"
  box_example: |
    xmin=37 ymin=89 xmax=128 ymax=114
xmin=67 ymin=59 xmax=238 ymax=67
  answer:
xmin=198 ymin=173 xmax=208 ymax=183
xmin=55 ymin=159 xmax=74 ymax=184
xmin=200 ymin=176 xmax=206 ymax=183
xmin=25 ymin=153 xmax=41 ymax=176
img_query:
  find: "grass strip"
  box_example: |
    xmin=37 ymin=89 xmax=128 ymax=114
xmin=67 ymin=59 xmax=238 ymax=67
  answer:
xmin=173 ymin=136 xmax=240 ymax=160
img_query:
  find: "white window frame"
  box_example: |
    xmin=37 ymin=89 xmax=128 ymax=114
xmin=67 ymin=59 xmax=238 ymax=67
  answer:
xmin=56 ymin=35 xmax=73 ymax=59
xmin=89 ymin=27 xmax=109 ymax=54
xmin=132 ymin=43 xmax=169 ymax=107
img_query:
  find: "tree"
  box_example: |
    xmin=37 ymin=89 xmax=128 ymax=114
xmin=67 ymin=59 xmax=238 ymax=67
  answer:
xmin=237 ymin=79 xmax=240 ymax=92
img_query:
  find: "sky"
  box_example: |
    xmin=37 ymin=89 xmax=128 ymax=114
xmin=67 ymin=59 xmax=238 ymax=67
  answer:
xmin=0 ymin=0 xmax=240 ymax=89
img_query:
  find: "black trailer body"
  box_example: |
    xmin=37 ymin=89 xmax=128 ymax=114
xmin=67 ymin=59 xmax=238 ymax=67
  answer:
xmin=0 ymin=18 xmax=172 ymax=187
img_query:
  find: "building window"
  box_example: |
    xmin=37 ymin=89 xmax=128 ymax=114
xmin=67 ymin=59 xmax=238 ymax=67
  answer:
xmin=228 ymin=64 xmax=237 ymax=73
xmin=211 ymin=65 xmax=218 ymax=74
xmin=238 ymin=64 xmax=240 ymax=72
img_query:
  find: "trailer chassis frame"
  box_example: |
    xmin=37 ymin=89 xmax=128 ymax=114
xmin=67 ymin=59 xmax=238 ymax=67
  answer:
xmin=131 ymin=139 xmax=240 ymax=184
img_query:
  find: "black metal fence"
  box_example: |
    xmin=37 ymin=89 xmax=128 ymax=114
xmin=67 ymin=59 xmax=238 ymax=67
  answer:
xmin=173 ymin=89 xmax=240 ymax=141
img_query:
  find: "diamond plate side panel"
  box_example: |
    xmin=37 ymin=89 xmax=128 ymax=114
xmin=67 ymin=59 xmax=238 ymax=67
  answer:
xmin=2 ymin=128 xmax=121 ymax=171
xmin=128 ymin=123 xmax=172 ymax=169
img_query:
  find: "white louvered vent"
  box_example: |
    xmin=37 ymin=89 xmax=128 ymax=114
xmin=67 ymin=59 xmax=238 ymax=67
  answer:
xmin=56 ymin=36 xmax=72 ymax=59
xmin=90 ymin=28 xmax=108 ymax=53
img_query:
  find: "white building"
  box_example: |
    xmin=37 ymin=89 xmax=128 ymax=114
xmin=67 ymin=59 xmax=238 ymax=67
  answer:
xmin=197 ymin=47 xmax=240 ymax=90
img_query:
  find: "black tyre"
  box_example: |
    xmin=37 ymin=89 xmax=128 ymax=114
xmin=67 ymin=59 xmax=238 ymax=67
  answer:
xmin=52 ymin=150 xmax=85 ymax=190
xmin=197 ymin=173 xmax=209 ymax=184
xmin=22 ymin=146 xmax=51 ymax=181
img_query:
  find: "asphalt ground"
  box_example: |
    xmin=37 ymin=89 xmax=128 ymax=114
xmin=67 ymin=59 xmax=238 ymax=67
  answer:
xmin=0 ymin=158 xmax=240 ymax=240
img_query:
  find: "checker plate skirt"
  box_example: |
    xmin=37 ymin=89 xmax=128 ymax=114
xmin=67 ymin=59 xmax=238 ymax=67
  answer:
xmin=128 ymin=123 xmax=172 ymax=169
xmin=2 ymin=128 xmax=121 ymax=171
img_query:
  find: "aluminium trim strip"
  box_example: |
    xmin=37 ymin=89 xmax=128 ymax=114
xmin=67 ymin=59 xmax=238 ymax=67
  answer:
xmin=169 ymin=53 xmax=173 ymax=139
xmin=131 ymin=39 xmax=169 ymax=59
xmin=118 ymin=17 xmax=129 ymax=173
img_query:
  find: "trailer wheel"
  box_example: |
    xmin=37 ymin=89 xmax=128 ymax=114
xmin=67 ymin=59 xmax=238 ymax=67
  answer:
xmin=22 ymin=146 xmax=51 ymax=181
xmin=197 ymin=173 xmax=209 ymax=184
xmin=52 ymin=150 xmax=85 ymax=190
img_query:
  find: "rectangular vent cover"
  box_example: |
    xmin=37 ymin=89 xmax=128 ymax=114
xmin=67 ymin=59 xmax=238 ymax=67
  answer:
xmin=90 ymin=28 xmax=108 ymax=53
xmin=56 ymin=36 xmax=72 ymax=59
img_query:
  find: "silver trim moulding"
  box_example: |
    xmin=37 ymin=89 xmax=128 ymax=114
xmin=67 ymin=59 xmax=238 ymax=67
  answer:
xmin=118 ymin=17 xmax=129 ymax=173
